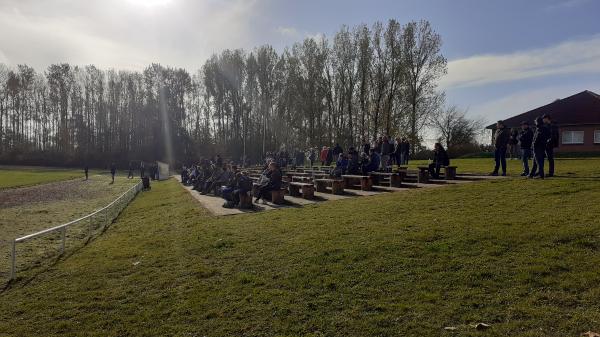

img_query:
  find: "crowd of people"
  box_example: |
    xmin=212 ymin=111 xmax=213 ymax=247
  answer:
xmin=181 ymin=155 xmax=283 ymax=208
xmin=491 ymin=114 xmax=559 ymax=179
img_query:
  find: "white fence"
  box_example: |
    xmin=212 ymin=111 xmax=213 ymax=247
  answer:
xmin=8 ymin=180 xmax=144 ymax=281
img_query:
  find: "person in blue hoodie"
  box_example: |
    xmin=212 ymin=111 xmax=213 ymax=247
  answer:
xmin=331 ymin=153 xmax=349 ymax=177
xmin=362 ymin=149 xmax=380 ymax=174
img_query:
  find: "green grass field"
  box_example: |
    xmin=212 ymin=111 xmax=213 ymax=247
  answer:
xmin=1 ymin=158 xmax=600 ymax=336
xmin=0 ymin=174 xmax=139 ymax=281
xmin=0 ymin=166 xmax=86 ymax=189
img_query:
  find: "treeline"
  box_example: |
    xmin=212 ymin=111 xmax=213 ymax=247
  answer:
xmin=0 ymin=19 xmax=447 ymax=167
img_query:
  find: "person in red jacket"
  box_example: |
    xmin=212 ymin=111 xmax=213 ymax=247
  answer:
xmin=319 ymin=146 xmax=329 ymax=166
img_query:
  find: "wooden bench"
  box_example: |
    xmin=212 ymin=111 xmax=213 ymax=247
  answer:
xmin=288 ymin=182 xmax=315 ymax=199
xmin=417 ymin=166 xmax=430 ymax=183
xmin=314 ymin=179 xmax=344 ymax=194
xmin=252 ymin=182 xmax=286 ymax=204
xmin=369 ymin=172 xmax=402 ymax=187
xmin=342 ymin=175 xmax=373 ymax=191
xmin=443 ymin=166 xmax=457 ymax=180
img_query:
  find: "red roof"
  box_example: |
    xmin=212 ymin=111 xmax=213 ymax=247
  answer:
xmin=486 ymin=90 xmax=600 ymax=129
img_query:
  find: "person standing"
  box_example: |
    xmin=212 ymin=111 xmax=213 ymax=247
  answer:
xmin=529 ymin=117 xmax=550 ymax=179
xmin=127 ymin=162 xmax=134 ymax=179
xmin=517 ymin=121 xmax=533 ymax=176
xmin=332 ymin=143 xmax=343 ymax=160
xmin=490 ymin=120 xmax=510 ymax=176
xmin=110 ymin=163 xmax=116 ymax=184
xmin=543 ymin=114 xmax=559 ymax=177
xmin=401 ymin=138 xmax=410 ymax=165
xmin=362 ymin=139 xmax=370 ymax=155
xmin=320 ymin=146 xmax=328 ymax=166
xmin=84 ymin=165 xmax=89 ymax=181
xmin=380 ymin=135 xmax=392 ymax=171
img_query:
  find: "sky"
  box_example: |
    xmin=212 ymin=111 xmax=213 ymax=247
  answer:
xmin=1 ymin=0 xmax=599 ymax=125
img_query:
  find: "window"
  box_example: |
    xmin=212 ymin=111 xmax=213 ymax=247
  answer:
xmin=562 ymin=131 xmax=584 ymax=145
xmin=595 ymin=130 xmax=600 ymax=144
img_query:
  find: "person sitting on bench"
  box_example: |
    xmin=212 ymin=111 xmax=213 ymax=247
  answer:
xmin=201 ymin=164 xmax=222 ymax=195
xmin=362 ymin=149 xmax=380 ymax=174
xmin=428 ymin=143 xmax=449 ymax=179
xmin=255 ymin=162 xmax=282 ymax=203
xmin=331 ymin=153 xmax=348 ymax=178
xmin=223 ymin=171 xmax=253 ymax=208
xmin=347 ymin=147 xmax=361 ymax=175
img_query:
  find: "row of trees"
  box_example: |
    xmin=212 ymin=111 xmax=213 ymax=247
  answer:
xmin=0 ymin=19 xmax=467 ymax=166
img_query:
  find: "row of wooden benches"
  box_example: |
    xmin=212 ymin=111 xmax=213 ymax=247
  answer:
xmin=243 ymin=165 xmax=458 ymax=205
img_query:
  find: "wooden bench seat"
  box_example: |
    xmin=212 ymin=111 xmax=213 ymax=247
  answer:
xmin=369 ymin=172 xmax=402 ymax=187
xmin=341 ymin=175 xmax=373 ymax=191
xmin=314 ymin=178 xmax=344 ymax=194
xmin=252 ymin=182 xmax=286 ymax=204
xmin=288 ymin=182 xmax=315 ymax=199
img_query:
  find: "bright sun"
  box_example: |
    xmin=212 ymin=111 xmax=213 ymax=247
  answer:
xmin=126 ymin=0 xmax=173 ymax=8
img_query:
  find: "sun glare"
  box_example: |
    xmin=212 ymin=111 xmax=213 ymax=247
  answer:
xmin=126 ymin=0 xmax=173 ymax=8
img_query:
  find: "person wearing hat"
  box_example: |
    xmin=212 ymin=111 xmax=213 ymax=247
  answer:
xmin=529 ymin=117 xmax=550 ymax=179
xmin=543 ymin=114 xmax=559 ymax=177
xmin=491 ymin=120 xmax=510 ymax=176
xmin=517 ymin=121 xmax=533 ymax=176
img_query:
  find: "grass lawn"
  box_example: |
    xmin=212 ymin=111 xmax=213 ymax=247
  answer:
xmin=0 ymin=166 xmax=87 ymax=190
xmin=1 ymin=158 xmax=600 ymax=336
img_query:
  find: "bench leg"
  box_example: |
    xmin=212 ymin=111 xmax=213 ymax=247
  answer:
xmin=331 ymin=181 xmax=344 ymax=195
xmin=271 ymin=190 xmax=285 ymax=205
xmin=289 ymin=185 xmax=300 ymax=196
xmin=390 ymin=175 xmax=402 ymax=187
xmin=446 ymin=168 xmax=456 ymax=180
xmin=301 ymin=186 xmax=315 ymax=199
xmin=418 ymin=171 xmax=429 ymax=183
xmin=316 ymin=182 xmax=327 ymax=193
xmin=361 ymin=178 xmax=373 ymax=191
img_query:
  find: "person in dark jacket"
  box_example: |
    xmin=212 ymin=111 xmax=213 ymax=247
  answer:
xmin=428 ymin=143 xmax=450 ymax=179
xmin=529 ymin=117 xmax=550 ymax=179
xmin=401 ymin=138 xmax=410 ymax=165
xmin=332 ymin=143 xmax=343 ymax=159
xmin=380 ymin=136 xmax=393 ymax=171
xmin=84 ymin=165 xmax=89 ymax=181
xmin=543 ymin=114 xmax=559 ymax=177
xmin=347 ymin=147 xmax=361 ymax=174
xmin=325 ymin=146 xmax=334 ymax=166
xmin=362 ymin=149 xmax=380 ymax=174
xmin=254 ymin=162 xmax=282 ymax=203
xmin=110 ymin=163 xmax=116 ymax=184
xmin=362 ymin=139 xmax=370 ymax=155
xmin=491 ymin=120 xmax=510 ymax=176
xmin=517 ymin=121 xmax=533 ymax=176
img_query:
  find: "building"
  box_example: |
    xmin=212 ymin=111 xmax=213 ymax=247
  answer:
xmin=486 ymin=90 xmax=600 ymax=153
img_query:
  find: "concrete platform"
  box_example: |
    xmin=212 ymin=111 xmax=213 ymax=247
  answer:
xmin=176 ymin=173 xmax=507 ymax=216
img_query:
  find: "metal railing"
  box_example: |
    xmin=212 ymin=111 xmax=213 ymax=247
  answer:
xmin=8 ymin=180 xmax=144 ymax=281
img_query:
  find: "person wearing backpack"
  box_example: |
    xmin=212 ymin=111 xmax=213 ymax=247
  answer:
xmin=543 ymin=114 xmax=559 ymax=177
